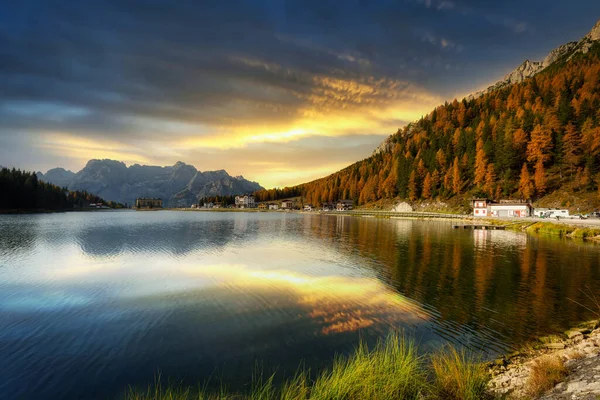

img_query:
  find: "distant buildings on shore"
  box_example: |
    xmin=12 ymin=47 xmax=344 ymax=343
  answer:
xmin=235 ymin=195 xmax=255 ymax=209
xmin=472 ymin=198 xmax=569 ymax=218
xmin=224 ymin=195 xmax=355 ymax=212
xmin=135 ymin=198 xmax=163 ymax=209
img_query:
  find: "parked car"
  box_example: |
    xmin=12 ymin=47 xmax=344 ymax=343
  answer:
xmin=572 ymin=213 xmax=588 ymax=220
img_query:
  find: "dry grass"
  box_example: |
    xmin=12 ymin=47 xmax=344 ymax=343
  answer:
xmin=430 ymin=345 xmax=491 ymax=400
xmin=526 ymin=355 xmax=568 ymax=398
xmin=565 ymin=349 xmax=585 ymax=361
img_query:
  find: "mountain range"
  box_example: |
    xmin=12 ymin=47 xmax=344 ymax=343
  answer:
xmin=36 ymin=160 xmax=263 ymax=207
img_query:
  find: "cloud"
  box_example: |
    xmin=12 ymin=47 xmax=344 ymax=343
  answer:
xmin=413 ymin=0 xmax=531 ymax=34
xmin=1 ymin=0 xmax=597 ymax=188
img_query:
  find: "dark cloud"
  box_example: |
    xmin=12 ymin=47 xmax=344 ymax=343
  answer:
xmin=1 ymin=0 xmax=600 ymax=185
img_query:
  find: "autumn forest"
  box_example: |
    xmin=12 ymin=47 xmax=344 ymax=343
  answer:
xmin=255 ymin=43 xmax=600 ymax=208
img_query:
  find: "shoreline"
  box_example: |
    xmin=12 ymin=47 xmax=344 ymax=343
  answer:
xmin=488 ymin=319 xmax=600 ymax=399
xmin=0 ymin=207 xmax=121 ymax=214
xmin=172 ymin=208 xmax=600 ymax=240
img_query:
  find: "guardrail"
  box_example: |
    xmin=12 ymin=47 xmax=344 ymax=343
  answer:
xmin=320 ymin=210 xmax=469 ymax=219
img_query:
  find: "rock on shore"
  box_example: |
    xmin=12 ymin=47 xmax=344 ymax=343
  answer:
xmin=489 ymin=324 xmax=600 ymax=399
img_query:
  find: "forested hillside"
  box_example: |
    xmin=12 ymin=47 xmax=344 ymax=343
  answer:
xmin=255 ymin=43 xmax=600 ymax=208
xmin=0 ymin=168 xmax=123 ymax=211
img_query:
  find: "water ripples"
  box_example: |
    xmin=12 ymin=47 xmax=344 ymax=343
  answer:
xmin=1 ymin=211 xmax=600 ymax=399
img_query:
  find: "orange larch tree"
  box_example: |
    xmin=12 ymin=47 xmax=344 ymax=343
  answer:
xmin=474 ymin=139 xmax=488 ymax=187
xmin=422 ymin=172 xmax=432 ymax=199
xmin=519 ymin=163 xmax=534 ymax=200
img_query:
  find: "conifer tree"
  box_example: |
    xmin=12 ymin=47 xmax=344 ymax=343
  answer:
xmin=452 ymin=157 xmax=462 ymax=195
xmin=483 ymin=163 xmax=496 ymax=198
xmin=408 ymin=170 xmax=419 ymax=201
xmin=534 ymin=160 xmax=547 ymax=195
xmin=527 ymin=124 xmax=553 ymax=164
xmin=422 ymin=172 xmax=432 ymax=199
xmin=474 ymin=139 xmax=488 ymax=187
xmin=562 ymin=123 xmax=582 ymax=176
xmin=519 ymin=163 xmax=534 ymax=200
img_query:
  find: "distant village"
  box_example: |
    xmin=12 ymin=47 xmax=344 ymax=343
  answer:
xmin=190 ymin=195 xmax=355 ymax=212
xmin=134 ymin=194 xmax=592 ymax=220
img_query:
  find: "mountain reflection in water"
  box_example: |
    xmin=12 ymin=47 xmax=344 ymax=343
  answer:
xmin=1 ymin=211 xmax=599 ymax=400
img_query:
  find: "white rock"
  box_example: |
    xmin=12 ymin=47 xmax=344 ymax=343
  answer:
xmin=392 ymin=202 xmax=413 ymax=212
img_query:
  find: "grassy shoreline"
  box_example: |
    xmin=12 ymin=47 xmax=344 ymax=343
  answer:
xmin=127 ymin=334 xmax=489 ymax=400
xmin=128 ymin=319 xmax=600 ymax=400
xmin=502 ymin=220 xmax=600 ymax=240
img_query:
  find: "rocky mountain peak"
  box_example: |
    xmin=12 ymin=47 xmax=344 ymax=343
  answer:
xmin=466 ymin=18 xmax=600 ymax=101
xmin=37 ymin=159 xmax=264 ymax=207
xmin=586 ymin=18 xmax=600 ymax=41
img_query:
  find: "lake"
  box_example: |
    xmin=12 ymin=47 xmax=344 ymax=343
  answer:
xmin=1 ymin=211 xmax=600 ymax=399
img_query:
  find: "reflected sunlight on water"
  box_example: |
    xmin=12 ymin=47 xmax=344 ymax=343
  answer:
xmin=1 ymin=211 xmax=599 ymax=399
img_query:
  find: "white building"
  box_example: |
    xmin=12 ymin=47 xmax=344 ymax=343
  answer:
xmin=473 ymin=199 xmax=532 ymax=218
xmin=235 ymin=195 xmax=255 ymax=208
xmin=268 ymin=203 xmax=279 ymax=210
xmin=303 ymin=204 xmax=314 ymax=211
xmin=488 ymin=202 xmax=532 ymax=218
xmin=472 ymin=199 xmax=491 ymax=217
xmin=281 ymin=200 xmax=294 ymax=209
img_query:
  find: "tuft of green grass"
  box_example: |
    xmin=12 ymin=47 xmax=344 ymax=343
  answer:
xmin=310 ymin=334 xmax=426 ymax=400
xmin=430 ymin=345 xmax=491 ymax=400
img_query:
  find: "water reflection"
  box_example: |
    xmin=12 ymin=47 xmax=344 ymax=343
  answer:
xmin=1 ymin=211 xmax=600 ymax=400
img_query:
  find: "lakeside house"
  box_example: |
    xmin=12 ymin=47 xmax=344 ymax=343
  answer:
xmin=321 ymin=202 xmax=334 ymax=211
xmin=258 ymin=203 xmax=268 ymax=210
xmin=336 ymin=200 xmax=354 ymax=211
xmin=303 ymin=204 xmax=314 ymax=211
xmin=281 ymin=200 xmax=294 ymax=209
xmin=135 ymin=198 xmax=163 ymax=209
xmin=472 ymin=198 xmax=491 ymax=217
xmin=235 ymin=195 xmax=255 ymax=209
xmin=472 ymin=198 xmax=532 ymax=217
xmin=268 ymin=203 xmax=279 ymax=210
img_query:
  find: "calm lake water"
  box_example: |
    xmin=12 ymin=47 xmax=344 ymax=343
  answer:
xmin=1 ymin=211 xmax=600 ymax=399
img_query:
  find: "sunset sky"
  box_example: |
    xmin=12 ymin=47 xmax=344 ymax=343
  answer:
xmin=2 ymin=1 xmax=600 ymax=188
